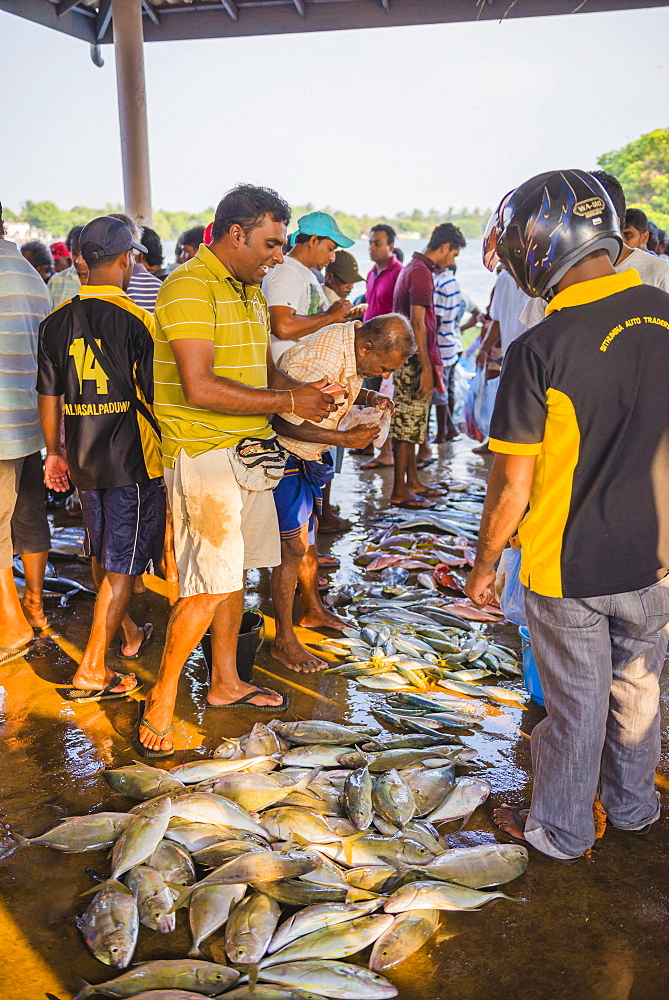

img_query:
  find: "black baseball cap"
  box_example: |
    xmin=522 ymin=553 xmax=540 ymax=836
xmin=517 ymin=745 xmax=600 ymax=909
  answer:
xmin=80 ymin=216 xmax=147 ymax=262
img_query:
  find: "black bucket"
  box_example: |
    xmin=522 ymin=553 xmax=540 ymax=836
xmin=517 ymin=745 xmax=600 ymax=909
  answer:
xmin=200 ymin=610 xmax=264 ymax=684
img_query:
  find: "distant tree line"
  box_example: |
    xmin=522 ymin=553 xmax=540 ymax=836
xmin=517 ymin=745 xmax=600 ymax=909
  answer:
xmin=3 ymin=200 xmax=490 ymax=242
xmin=597 ymin=127 xmax=669 ymax=229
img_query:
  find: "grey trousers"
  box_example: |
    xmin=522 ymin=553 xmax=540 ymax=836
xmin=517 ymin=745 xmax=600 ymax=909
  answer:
xmin=523 ymin=579 xmax=669 ymax=859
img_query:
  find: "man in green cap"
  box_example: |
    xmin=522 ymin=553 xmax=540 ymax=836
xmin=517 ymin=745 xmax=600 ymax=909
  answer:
xmin=323 ymin=250 xmax=366 ymax=308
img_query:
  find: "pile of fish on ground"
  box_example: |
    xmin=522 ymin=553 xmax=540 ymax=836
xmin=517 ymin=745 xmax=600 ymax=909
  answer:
xmin=16 ymin=718 xmax=529 ymax=1000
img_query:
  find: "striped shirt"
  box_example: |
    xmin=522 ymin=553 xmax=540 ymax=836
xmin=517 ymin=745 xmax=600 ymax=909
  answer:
xmin=433 ymin=269 xmax=465 ymax=367
xmin=153 ymin=244 xmax=273 ymax=468
xmin=0 ymin=238 xmax=52 ymax=459
xmin=277 ymin=321 xmax=362 ymax=462
xmin=127 ymin=262 xmax=162 ymax=314
xmin=49 ymin=265 xmax=81 ymax=309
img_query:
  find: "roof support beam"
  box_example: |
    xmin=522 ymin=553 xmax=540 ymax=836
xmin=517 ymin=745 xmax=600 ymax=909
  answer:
xmin=221 ymin=0 xmax=238 ymax=19
xmin=292 ymin=0 xmax=306 ymax=16
xmin=111 ymin=0 xmax=153 ymax=226
xmin=95 ymin=0 xmax=112 ymax=41
xmin=141 ymin=0 xmax=159 ymax=26
xmin=380 ymin=0 xmax=390 ymax=10
xmin=56 ymin=0 xmax=83 ymax=16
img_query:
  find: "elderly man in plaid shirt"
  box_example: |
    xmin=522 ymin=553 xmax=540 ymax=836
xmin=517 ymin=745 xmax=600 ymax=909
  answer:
xmin=271 ymin=313 xmax=415 ymax=672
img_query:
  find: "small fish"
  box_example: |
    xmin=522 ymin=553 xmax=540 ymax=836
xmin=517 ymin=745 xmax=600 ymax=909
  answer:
xmin=421 ymin=843 xmax=529 ymax=888
xmin=372 ymin=770 xmax=415 ymax=828
xmin=103 ymin=764 xmax=185 ymax=801
xmin=267 ymin=900 xmax=380 ymax=955
xmin=383 ymin=880 xmax=521 ymax=913
xmin=72 ymin=959 xmax=239 ymax=999
xmin=369 ymin=908 xmax=440 ymax=971
xmin=260 ymin=914 xmax=394 ymax=968
xmin=76 ymin=885 xmax=138 ymax=967
xmin=343 ymin=766 xmax=373 ymax=831
xmin=171 ymin=851 xmax=319 ymax=910
xmin=125 ymin=865 xmax=176 ymax=933
xmin=107 ymin=798 xmax=172 ymax=885
xmin=170 ymin=755 xmax=279 ymax=784
xmin=146 ymin=840 xmax=196 ymax=886
xmin=257 ymin=959 xmax=398 ymax=999
xmin=427 ymin=777 xmax=492 ymax=824
xmin=169 ymin=793 xmax=269 ymax=839
xmin=270 ymin=721 xmax=380 ymax=745
xmin=225 ymin=891 xmax=281 ymax=965
xmin=12 ymin=812 xmax=132 ymax=853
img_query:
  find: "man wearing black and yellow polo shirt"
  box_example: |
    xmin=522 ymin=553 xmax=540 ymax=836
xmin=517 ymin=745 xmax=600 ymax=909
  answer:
xmin=466 ymin=170 xmax=669 ymax=862
xmin=38 ymin=216 xmax=165 ymax=702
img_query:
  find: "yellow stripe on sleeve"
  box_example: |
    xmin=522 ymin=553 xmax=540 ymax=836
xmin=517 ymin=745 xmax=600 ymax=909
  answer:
xmin=488 ymin=438 xmax=543 ymax=455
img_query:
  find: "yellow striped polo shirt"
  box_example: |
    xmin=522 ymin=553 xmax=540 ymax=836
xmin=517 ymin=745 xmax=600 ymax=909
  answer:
xmin=153 ymin=244 xmax=273 ymax=468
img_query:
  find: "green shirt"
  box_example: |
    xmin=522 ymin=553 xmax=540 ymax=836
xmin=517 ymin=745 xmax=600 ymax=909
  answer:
xmin=153 ymin=244 xmax=273 ymax=468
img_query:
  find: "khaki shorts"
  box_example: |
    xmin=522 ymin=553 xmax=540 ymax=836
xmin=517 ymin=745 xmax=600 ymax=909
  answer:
xmin=165 ymin=447 xmax=281 ymax=598
xmin=0 ymin=452 xmax=51 ymax=569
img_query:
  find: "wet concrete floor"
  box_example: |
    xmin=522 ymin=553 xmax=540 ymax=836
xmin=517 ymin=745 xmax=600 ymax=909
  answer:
xmin=0 ymin=438 xmax=668 ymax=1000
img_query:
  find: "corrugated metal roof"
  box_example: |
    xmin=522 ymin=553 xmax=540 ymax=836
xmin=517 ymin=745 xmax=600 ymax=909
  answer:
xmin=1 ymin=0 xmax=664 ymax=46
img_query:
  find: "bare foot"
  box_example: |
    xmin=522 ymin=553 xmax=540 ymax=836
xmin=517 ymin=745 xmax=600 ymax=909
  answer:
xmin=493 ymin=803 xmax=529 ymax=841
xmin=71 ymin=667 xmax=137 ymax=693
xmin=21 ymin=596 xmax=47 ymax=630
xmin=318 ymin=514 xmax=353 ymax=534
xmin=299 ymin=608 xmax=348 ymax=631
xmin=120 ymin=622 xmax=153 ymax=658
xmin=361 ymin=458 xmax=394 ymax=469
xmin=207 ymin=681 xmax=284 ymax=708
xmin=139 ymin=692 xmax=173 ymax=752
xmin=271 ymin=639 xmax=328 ymax=673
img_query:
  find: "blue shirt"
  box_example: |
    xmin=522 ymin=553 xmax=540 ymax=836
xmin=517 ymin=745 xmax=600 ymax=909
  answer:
xmin=126 ymin=262 xmax=162 ymax=314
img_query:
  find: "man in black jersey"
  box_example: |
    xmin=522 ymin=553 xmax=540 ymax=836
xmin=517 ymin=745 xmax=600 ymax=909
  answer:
xmin=466 ymin=171 xmax=669 ymax=861
xmin=38 ymin=217 xmax=165 ymax=702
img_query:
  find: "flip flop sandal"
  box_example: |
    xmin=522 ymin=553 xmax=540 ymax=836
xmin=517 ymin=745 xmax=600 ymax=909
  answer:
xmin=415 ymin=487 xmax=447 ymax=498
xmin=389 ymin=498 xmax=435 ymax=510
xmin=416 ymin=458 xmax=437 ymax=470
xmin=0 ymin=642 xmax=33 ymax=667
xmin=317 ymin=553 xmax=341 ymax=568
xmin=206 ymin=686 xmax=290 ymax=713
xmin=135 ymin=700 xmax=174 ymax=759
xmin=61 ymin=673 xmax=142 ymax=703
xmin=118 ymin=623 xmax=154 ymax=659
xmin=361 ymin=459 xmax=394 ymax=470
xmin=318 ymin=577 xmax=331 ymax=591
xmin=493 ymin=804 xmax=580 ymax=864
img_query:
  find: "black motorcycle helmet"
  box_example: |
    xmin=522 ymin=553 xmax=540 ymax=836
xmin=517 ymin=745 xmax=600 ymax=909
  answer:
xmin=483 ymin=170 xmax=623 ymax=298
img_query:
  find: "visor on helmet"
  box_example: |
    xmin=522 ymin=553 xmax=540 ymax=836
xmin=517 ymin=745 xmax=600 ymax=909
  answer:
xmin=482 ymin=191 xmax=513 ymax=272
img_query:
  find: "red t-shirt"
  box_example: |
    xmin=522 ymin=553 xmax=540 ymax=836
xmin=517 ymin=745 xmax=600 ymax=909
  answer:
xmin=364 ymin=254 xmax=403 ymax=321
xmin=392 ymin=251 xmax=441 ymax=367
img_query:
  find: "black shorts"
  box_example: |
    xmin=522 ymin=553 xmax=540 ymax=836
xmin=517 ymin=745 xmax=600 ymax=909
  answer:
xmin=79 ymin=479 xmax=166 ymax=576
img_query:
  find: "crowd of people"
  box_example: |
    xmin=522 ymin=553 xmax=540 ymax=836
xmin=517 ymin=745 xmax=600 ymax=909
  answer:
xmin=1 ymin=167 xmax=669 ymax=865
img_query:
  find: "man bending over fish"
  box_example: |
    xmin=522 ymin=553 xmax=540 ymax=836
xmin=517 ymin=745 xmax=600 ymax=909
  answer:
xmin=271 ymin=313 xmax=415 ymax=671
xmin=466 ymin=169 xmax=669 ymax=861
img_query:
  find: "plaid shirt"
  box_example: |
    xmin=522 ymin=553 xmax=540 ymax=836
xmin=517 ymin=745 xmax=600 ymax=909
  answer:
xmin=277 ymin=321 xmax=362 ymax=461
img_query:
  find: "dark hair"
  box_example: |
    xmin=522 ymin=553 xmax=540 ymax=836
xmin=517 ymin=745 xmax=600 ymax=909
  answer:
xmin=140 ymin=226 xmax=164 ymax=267
xmin=646 ymin=222 xmax=659 ymax=252
xmin=66 ymin=225 xmax=84 ymax=251
xmin=427 ymin=223 xmax=466 ymax=252
xmin=371 ymin=224 xmax=396 ymax=245
xmin=21 ymin=240 xmax=54 ymax=269
xmin=181 ymin=226 xmax=205 ymax=249
xmin=84 ymin=250 xmax=125 ymax=269
xmin=624 ymin=208 xmax=648 ymax=234
xmin=393 ymin=246 xmax=405 ymax=263
xmin=361 ymin=312 xmax=416 ymax=357
xmin=212 ymin=184 xmax=291 ymax=242
xmin=293 ymin=233 xmax=328 ymax=245
xmin=0 ymin=200 xmax=4 ymax=238
xmin=590 ymin=170 xmax=626 ymax=225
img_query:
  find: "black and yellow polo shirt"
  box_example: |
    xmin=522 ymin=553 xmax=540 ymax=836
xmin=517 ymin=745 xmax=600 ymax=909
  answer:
xmin=37 ymin=286 xmax=162 ymax=491
xmin=490 ymin=270 xmax=669 ymax=598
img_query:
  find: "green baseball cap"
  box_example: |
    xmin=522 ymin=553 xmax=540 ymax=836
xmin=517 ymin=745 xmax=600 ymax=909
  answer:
xmin=327 ymin=250 xmax=365 ymax=284
xmin=290 ymin=211 xmax=354 ymax=249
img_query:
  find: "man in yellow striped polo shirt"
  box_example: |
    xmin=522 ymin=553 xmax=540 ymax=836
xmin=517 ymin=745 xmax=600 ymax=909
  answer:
xmin=138 ymin=184 xmax=338 ymax=757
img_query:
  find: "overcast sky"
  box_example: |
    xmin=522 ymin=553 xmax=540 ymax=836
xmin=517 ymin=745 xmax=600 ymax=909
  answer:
xmin=2 ymin=5 xmax=667 ymax=217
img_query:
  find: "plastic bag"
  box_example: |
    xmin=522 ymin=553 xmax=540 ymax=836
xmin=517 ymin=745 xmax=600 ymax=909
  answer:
xmin=339 ymin=405 xmax=388 ymax=448
xmin=473 ymin=370 xmax=499 ymax=439
xmin=463 ymin=369 xmax=485 ymax=442
xmin=498 ymin=546 xmax=527 ymax=626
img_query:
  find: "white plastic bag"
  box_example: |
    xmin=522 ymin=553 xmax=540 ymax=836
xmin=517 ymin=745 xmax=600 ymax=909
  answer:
xmin=339 ymin=405 xmax=388 ymax=447
xmin=498 ymin=546 xmax=527 ymax=626
xmin=473 ymin=370 xmax=499 ymax=440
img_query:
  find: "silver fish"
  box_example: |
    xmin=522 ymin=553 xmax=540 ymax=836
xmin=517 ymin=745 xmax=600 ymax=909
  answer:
xmin=109 ymin=798 xmax=172 ymax=883
xmin=125 ymin=864 xmax=176 ymax=933
xmin=267 ymin=900 xmax=380 ymax=954
xmin=270 ymin=721 xmax=380 ymax=745
xmin=73 ymin=960 xmax=239 ymax=999
xmin=427 ymin=777 xmax=491 ymax=824
xmin=421 ymin=843 xmax=529 ymax=887
xmin=383 ymin=879 xmax=520 ymax=913
xmin=225 ymin=891 xmax=281 ymax=965
xmin=169 ymin=793 xmax=269 ymax=838
xmin=146 ymin=840 xmax=196 ymax=886
xmin=369 ymin=908 xmax=440 ymax=971
xmin=260 ymin=914 xmax=394 ymax=967
xmin=189 ymin=882 xmax=246 ymax=957
xmin=76 ymin=886 xmax=138 ymax=968
xmin=12 ymin=812 xmax=132 ymax=852
xmin=258 ymin=960 xmax=398 ymax=999
xmin=343 ymin=766 xmax=373 ymax=831
xmin=170 ymin=755 xmax=279 ymax=784
xmin=372 ymin=770 xmax=415 ymax=828
xmin=103 ymin=764 xmax=185 ymax=801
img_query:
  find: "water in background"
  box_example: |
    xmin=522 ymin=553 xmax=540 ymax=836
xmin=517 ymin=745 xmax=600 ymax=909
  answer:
xmin=163 ymin=236 xmax=495 ymax=309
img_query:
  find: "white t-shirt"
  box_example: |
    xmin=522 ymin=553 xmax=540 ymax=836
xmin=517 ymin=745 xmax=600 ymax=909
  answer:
xmin=489 ymin=269 xmax=531 ymax=354
xmin=520 ymin=248 xmax=669 ymax=329
xmin=261 ymin=254 xmax=328 ymax=361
